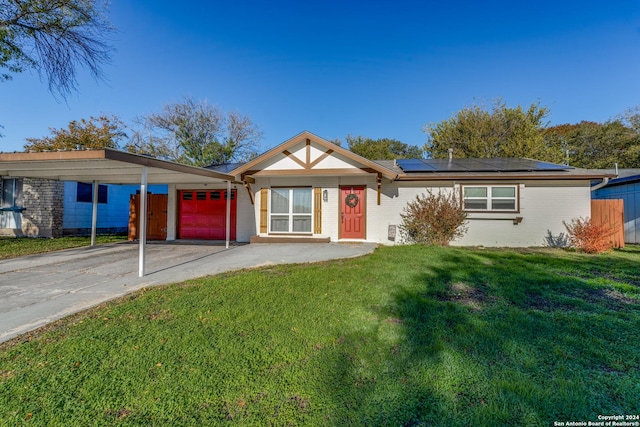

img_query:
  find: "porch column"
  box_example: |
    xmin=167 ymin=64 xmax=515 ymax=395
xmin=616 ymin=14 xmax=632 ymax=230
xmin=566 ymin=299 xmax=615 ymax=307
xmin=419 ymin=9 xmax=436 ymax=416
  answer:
xmin=138 ymin=167 xmax=148 ymax=277
xmin=90 ymin=181 xmax=98 ymax=246
xmin=225 ymin=180 xmax=231 ymax=249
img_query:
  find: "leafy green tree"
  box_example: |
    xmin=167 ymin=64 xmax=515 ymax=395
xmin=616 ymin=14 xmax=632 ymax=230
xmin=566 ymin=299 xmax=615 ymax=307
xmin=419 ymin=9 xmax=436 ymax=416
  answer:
xmin=546 ymin=119 xmax=640 ymax=168
xmin=620 ymin=106 xmax=640 ymax=133
xmin=23 ymin=115 xmax=127 ymax=151
xmin=126 ymin=97 xmax=262 ymax=167
xmin=0 ymin=0 xmax=113 ymax=97
xmin=346 ymin=136 xmax=423 ymax=160
xmin=424 ymin=100 xmax=563 ymax=163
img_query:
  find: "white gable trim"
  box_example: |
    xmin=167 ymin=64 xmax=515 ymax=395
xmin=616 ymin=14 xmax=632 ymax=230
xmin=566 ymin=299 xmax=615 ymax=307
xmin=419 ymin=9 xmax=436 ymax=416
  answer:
xmin=231 ymin=131 xmax=398 ymax=181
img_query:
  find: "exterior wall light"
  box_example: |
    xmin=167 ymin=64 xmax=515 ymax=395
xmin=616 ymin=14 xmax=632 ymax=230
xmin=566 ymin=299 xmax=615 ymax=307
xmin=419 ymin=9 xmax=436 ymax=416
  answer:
xmin=323 ymin=189 xmax=328 ymax=202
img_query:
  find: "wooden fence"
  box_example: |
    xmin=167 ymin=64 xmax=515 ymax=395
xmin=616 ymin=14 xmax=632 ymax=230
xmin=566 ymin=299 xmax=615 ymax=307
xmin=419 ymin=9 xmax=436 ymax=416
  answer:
xmin=591 ymin=199 xmax=625 ymax=248
xmin=128 ymin=194 xmax=168 ymax=241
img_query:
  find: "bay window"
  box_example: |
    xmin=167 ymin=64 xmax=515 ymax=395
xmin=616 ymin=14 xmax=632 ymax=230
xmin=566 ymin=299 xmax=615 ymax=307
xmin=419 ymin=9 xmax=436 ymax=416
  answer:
xmin=270 ymin=188 xmax=313 ymax=233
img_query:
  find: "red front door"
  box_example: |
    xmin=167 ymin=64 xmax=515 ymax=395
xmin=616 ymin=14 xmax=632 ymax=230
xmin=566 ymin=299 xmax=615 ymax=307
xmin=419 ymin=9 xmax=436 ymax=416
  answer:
xmin=341 ymin=186 xmax=365 ymax=239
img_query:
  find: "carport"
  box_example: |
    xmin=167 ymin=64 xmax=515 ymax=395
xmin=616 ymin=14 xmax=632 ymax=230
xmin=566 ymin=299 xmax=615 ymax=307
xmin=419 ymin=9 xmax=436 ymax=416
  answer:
xmin=0 ymin=149 xmax=237 ymax=277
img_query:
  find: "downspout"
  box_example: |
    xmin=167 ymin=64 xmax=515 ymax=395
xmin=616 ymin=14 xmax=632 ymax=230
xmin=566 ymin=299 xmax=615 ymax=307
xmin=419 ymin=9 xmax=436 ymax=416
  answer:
xmin=591 ymin=177 xmax=609 ymax=192
xmin=591 ymin=163 xmax=617 ymax=192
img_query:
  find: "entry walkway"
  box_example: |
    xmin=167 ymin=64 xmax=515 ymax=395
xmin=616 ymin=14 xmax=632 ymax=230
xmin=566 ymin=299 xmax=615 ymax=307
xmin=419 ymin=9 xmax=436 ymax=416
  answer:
xmin=0 ymin=242 xmax=376 ymax=344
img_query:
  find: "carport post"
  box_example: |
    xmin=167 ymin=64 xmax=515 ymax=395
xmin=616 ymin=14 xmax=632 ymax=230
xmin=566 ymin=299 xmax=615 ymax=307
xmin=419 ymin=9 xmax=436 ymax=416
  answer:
xmin=226 ymin=180 xmax=231 ymax=249
xmin=91 ymin=181 xmax=98 ymax=246
xmin=138 ymin=167 xmax=148 ymax=277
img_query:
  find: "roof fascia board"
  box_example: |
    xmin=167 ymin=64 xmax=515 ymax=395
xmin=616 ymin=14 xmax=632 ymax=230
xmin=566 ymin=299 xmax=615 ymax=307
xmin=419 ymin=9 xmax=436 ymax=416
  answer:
xmin=0 ymin=150 xmax=108 ymax=161
xmin=0 ymin=149 xmax=237 ymax=183
xmin=103 ymin=149 xmax=235 ymax=181
xmin=396 ymin=172 xmax=618 ymax=181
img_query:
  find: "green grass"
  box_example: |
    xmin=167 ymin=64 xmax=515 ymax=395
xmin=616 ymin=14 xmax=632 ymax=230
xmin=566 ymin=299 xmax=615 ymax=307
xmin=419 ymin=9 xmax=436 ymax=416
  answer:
xmin=0 ymin=235 xmax=127 ymax=259
xmin=1 ymin=245 xmax=639 ymax=426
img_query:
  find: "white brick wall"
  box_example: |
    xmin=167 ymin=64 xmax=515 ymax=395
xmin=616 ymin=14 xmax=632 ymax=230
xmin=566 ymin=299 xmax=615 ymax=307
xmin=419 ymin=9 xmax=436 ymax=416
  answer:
xmin=368 ymin=180 xmax=591 ymax=247
xmin=243 ymin=177 xmax=593 ymax=247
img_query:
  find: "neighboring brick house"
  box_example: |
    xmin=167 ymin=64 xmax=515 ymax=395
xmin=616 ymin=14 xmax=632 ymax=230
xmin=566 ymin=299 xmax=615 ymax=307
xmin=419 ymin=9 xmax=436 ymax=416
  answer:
xmin=1 ymin=177 xmax=64 ymax=237
xmin=0 ymin=177 xmax=166 ymax=237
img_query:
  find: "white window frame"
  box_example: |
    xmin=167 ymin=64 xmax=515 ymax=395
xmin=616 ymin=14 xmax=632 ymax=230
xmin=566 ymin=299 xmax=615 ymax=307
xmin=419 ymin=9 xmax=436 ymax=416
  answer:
xmin=269 ymin=187 xmax=313 ymax=234
xmin=462 ymin=185 xmax=519 ymax=212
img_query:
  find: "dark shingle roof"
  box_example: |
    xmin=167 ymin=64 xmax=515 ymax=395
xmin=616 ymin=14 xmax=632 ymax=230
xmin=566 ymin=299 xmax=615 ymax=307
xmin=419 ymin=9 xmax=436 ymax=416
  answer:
xmin=205 ymin=163 xmax=246 ymax=173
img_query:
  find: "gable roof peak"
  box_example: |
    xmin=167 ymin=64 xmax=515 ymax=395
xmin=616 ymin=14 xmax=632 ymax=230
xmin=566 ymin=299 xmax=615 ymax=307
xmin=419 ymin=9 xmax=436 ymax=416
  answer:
xmin=229 ymin=130 xmax=397 ymax=180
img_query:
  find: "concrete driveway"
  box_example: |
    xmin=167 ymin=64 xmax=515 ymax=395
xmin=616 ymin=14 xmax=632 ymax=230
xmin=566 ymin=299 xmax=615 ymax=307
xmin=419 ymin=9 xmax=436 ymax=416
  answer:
xmin=0 ymin=242 xmax=376 ymax=344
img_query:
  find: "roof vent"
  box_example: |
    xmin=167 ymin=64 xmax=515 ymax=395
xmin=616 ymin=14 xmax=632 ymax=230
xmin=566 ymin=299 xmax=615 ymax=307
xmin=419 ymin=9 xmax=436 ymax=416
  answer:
xmin=448 ymin=148 xmax=453 ymax=161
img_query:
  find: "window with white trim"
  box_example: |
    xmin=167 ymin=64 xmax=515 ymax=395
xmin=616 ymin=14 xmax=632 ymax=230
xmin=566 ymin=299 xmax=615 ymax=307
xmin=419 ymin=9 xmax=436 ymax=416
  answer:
xmin=270 ymin=188 xmax=312 ymax=233
xmin=462 ymin=185 xmax=518 ymax=211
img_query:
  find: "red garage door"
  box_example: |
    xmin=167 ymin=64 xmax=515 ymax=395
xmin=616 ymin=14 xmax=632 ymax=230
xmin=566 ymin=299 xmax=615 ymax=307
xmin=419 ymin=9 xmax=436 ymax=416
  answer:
xmin=179 ymin=189 xmax=237 ymax=240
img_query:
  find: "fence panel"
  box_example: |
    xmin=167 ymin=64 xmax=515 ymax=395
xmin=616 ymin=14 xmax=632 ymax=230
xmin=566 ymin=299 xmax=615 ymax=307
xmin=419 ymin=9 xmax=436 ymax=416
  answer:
xmin=591 ymin=199 xmax=625 ymax=249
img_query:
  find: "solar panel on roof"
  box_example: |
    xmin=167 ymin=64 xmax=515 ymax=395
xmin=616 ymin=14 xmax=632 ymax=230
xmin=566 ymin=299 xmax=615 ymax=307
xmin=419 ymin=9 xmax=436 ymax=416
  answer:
xmin=396 ymin=158 xmax=573 ymax=173
xmin=395 ymin=159 xmax=437 ymax=172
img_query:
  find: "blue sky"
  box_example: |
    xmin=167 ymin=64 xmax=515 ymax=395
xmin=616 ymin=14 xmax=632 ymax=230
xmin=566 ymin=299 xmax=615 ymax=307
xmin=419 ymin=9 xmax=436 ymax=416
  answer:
xmin=1 ymin=0 xmax=640 ymax=154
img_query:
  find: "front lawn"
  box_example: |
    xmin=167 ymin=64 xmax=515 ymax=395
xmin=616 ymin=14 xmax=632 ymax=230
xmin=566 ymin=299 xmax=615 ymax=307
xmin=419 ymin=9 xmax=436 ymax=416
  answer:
xmin=0 ymin=235 xmax=127 ymax=259
xmin=1 ymin=245 xmax=638 ymax=425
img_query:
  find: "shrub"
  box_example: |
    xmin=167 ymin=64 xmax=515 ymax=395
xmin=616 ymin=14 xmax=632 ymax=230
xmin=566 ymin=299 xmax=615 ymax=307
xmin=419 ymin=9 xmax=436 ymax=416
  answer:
xmin=544 ymin=230 xmax=570 ymax=248
xmin=400 ymin=190 xmax=468 ymax=245
xmin=563 ymin=217 xmax=614 ymax=254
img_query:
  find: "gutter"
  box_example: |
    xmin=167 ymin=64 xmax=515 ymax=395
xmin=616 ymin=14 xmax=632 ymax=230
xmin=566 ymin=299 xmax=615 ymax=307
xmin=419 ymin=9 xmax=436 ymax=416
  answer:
xmin=591 ymin=163 xmax=619 ymax=192
xmin=590 ymin=177 xmax=610 ymax=192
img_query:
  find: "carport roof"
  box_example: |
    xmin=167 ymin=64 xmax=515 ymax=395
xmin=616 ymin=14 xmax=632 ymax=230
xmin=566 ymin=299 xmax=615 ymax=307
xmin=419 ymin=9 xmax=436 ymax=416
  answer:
xmin=0 ymin=148 xmax=236 ymax=184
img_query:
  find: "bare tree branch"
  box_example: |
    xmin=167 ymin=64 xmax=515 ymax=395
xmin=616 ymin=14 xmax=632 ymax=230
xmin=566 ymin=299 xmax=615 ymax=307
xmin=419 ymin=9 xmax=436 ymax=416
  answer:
xmin=0 ymin=0 xmax=113 ymax=98
xmin=131 ymin=97 xmax=262 ymax=167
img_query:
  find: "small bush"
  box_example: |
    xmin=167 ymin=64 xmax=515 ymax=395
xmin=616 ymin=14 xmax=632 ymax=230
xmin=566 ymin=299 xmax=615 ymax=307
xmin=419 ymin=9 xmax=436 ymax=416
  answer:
xmin=544 ymin=230 xmax=570 ymax=248
xmin=400 ymin=190 xmax=468 ymax=246
xmin=563 ymin=217 xmax=614 ymax=254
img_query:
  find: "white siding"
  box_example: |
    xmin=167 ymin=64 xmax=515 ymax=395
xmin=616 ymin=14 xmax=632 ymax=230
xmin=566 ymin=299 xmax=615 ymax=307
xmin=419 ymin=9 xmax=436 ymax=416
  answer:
xmin=256 ymin=141 xmax=363 ymax=172
xmin=313 ymin=153 xmax=361 ymax=170
xmin=263 ymin=155 xmax=303 ymax=171
xmin=235 ymin=185 xmax=255 ymax=242
xmin=166 ymin=184 xmax=177 ymax=240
